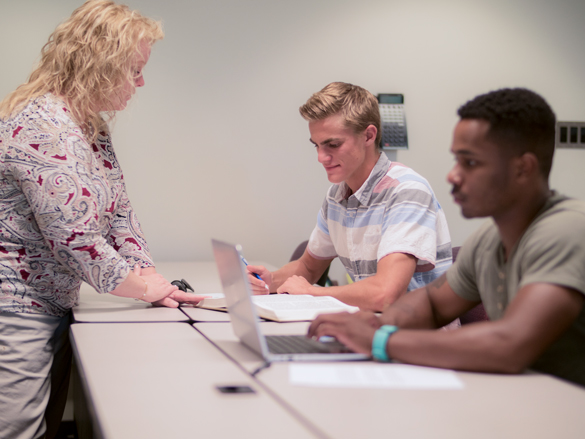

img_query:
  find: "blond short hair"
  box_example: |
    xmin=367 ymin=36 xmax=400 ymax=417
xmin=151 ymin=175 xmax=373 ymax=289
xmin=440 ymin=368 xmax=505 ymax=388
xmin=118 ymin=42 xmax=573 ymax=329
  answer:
xmin=0 ymin=0 xmax=164 ymax=142
xmin=299 ymin=82 xmax=381 ymax=148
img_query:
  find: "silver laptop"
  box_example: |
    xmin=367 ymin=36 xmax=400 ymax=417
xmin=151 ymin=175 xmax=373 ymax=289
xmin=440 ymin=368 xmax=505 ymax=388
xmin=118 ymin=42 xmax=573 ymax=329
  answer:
xmin=211 ymin=239 xmax=369 ymax=362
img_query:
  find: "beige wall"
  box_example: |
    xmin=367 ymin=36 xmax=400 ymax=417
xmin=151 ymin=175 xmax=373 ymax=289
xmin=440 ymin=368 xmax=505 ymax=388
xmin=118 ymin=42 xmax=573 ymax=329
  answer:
xmin=2 ymin=0 xmax=584 ymax=281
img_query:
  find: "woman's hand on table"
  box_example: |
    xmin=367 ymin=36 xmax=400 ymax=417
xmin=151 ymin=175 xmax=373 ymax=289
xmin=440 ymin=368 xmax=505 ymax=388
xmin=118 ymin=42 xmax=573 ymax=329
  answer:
xmin=133 ymin=265 xmax=205 ymax=308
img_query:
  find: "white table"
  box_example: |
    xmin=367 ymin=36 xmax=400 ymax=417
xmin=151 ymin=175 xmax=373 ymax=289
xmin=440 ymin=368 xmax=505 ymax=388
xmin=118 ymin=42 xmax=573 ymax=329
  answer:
xmin=195 ymin=322 xmax=585 ymax=439
xmin=70 ymin=322 xmax=322 ymax=439
xmin=72 ymin=261 xmax=270 ymax=323
xmin=70 ymin=261 xmax=585 ymax=439
xmin=180 ymin=306 xmax=232 ymax=322
xmin=72 ymin=290 xmax=189 ymax=323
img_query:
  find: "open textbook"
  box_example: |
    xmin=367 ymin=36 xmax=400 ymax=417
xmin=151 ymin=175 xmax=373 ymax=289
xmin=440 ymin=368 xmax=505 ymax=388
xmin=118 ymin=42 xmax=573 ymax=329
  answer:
xmin=196 ymin=294 xmax=359 ymax=322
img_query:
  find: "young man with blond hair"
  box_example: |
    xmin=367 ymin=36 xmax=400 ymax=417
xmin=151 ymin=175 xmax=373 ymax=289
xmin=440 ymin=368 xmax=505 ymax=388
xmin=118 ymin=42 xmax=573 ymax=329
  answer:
xmin=248 ymin=82 xmax=452 ymax=312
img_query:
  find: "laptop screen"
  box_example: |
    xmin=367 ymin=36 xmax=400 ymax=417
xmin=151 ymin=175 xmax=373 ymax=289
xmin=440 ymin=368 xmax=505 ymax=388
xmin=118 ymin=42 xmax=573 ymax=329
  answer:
xmin=211 ymin=239 xmax=269 ymax=358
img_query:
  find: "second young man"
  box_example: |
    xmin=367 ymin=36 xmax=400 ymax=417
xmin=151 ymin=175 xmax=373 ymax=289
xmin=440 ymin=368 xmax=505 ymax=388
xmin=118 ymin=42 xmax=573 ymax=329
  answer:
xmin=248 ymin=82 xmax=452 ymax=312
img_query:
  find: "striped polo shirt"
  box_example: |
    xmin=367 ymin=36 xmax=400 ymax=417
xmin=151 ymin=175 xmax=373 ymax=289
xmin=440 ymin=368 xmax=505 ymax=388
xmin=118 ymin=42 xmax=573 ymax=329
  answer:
xmin=308 ymin=153 xmax=452 ymax=291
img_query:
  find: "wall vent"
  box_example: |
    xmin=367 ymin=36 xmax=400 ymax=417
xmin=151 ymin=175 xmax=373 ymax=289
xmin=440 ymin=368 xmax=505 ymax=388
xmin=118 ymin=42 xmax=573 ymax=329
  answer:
xmin=556 ymin=121 xmax=585 ymax=149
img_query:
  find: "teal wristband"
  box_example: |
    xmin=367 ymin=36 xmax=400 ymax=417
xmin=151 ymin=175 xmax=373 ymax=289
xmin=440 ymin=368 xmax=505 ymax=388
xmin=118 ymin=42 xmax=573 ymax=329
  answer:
xmin=371 ymin=325 xmax=398 ymax=362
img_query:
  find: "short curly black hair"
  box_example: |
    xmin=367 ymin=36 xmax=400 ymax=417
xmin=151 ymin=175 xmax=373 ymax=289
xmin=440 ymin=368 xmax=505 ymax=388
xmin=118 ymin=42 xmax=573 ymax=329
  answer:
xmin=457 ymin=88 xmax=556 ymax=179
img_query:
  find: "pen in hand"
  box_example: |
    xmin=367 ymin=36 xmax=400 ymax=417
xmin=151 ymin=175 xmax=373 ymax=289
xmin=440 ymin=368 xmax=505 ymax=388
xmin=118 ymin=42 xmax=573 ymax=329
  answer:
xmin=240 ymin=255 xmax=269 ymax=291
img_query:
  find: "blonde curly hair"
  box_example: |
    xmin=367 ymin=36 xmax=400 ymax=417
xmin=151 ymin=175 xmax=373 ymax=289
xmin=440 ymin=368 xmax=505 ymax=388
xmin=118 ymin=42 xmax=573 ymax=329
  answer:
xmin=0 ymin=0 xmax=164 ymax=142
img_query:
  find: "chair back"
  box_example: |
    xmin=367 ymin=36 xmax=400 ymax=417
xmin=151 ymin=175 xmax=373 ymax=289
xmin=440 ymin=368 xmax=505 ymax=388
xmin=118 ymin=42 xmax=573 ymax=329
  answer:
xmin=289 ymin=241 xmax=332 ymax=287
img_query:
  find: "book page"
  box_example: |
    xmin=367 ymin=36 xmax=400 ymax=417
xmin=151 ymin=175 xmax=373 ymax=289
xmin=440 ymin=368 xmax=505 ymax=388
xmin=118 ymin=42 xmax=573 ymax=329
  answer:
xmin=252 ymin=295 xmax=358 ymax=321
xmin=195 ymin=293 xmax=226 ymax=310
xmin=252 ymin=295 xmax=356 ymax=311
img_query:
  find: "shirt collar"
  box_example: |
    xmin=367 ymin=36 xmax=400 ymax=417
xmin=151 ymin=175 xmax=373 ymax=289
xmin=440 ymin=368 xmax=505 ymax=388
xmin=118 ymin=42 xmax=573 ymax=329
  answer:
xmin=333 ymin=152 xmax=391 ymax=204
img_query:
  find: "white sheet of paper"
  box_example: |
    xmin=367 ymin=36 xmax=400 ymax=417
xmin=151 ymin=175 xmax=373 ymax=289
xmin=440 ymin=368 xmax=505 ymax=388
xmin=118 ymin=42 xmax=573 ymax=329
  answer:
xmin=289 ymin=363 xmax=464 ymax=389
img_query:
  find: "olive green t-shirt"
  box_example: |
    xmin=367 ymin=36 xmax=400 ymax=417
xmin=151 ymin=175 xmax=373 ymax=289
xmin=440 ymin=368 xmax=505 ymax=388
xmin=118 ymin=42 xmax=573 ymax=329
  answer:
xmin=447 ymin=193 xmax=585 ymax=387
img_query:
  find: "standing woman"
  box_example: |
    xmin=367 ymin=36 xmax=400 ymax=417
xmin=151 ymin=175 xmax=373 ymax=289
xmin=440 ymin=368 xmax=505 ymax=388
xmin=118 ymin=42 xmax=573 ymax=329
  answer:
xmin=0 ymin=1 xmax=200 ymax=438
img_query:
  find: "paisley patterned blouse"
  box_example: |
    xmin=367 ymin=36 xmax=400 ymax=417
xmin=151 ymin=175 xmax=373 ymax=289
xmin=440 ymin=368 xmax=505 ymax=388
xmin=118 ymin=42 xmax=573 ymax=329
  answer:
xmin=0 ymin=94 xmax=154 ymax=316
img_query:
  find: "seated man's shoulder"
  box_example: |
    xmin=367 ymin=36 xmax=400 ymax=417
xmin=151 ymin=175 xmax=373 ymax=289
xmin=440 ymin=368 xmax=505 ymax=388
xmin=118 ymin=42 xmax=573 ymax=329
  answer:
xmin=549 ymin=197 xmax=585 ymax=217
xmin=386 ymin=161 xmax=430 ymax=183
xmin=532 ymin=196 xmax=585 ymax=237
xmin=375 ymin=163 xmax=435 ymax=199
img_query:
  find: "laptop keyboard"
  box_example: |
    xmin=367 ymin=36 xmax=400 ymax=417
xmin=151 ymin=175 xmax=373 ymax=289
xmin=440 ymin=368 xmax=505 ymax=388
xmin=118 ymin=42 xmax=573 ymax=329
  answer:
xmin=266 ymin=335 xmax=351 ymax=354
